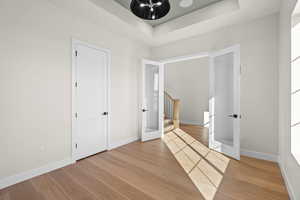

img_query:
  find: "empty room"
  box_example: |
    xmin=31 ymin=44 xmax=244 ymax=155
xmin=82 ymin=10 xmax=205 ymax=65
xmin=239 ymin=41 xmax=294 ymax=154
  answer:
xmin=1 ymin=0 xmax=300 ymax=199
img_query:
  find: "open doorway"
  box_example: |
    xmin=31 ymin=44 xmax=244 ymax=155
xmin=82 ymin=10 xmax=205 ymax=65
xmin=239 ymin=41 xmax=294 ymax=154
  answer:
xmin=164 ymin=57 xmax=210 ymax=146
xmin=141 ymin=45 xmax=240 ymax=160
xmin=141 ymin=46 xmax=240 ymax=200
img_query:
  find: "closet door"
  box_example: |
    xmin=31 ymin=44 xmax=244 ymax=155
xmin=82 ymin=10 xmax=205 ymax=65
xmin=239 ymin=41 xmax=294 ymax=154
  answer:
xmin=73 ymin=42 xmax=109 ymax=160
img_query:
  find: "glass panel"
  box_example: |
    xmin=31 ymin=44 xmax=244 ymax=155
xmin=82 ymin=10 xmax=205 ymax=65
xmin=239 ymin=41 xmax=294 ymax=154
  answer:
xmin=292 ymin=58 xmax=300 ymax=93
xmin=214 ymin=52 xmax=234 ymax=146
xmin=145 ymin=64 xmax=159 ymax=133
xmin=291 ymin=91 xmax=300 ymax=126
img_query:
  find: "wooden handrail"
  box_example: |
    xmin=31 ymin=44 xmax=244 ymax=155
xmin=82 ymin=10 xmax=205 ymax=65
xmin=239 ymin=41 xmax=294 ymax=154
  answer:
xmin=173 ymin=99 xmax=180 ymax=128
xmin=164 ymin=91 xmax=180 ymax=128
xmin=164 ymin=91 xmax=174 ymax=101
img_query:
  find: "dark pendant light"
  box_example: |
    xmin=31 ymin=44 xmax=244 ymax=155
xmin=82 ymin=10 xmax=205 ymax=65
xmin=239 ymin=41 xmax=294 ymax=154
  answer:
xmin=130 ymin=0 xmax=170 ymax=20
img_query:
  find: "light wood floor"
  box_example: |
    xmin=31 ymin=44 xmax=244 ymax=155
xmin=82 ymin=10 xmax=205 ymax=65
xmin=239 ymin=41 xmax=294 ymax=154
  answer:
xmin=0 ymin=125 xmax=289 ymax=200
xmin=180 ymin=123 xmax=209 ymax=146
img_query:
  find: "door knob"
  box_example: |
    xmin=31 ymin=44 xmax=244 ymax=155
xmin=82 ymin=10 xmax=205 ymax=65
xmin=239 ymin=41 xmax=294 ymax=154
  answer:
xmin=142 ymin=109 xmax=148 ymax=112
xmin=103 ymin=112 xmax=108 ymax=115
xmin=228 ymin=114 xmax=238 ymax=118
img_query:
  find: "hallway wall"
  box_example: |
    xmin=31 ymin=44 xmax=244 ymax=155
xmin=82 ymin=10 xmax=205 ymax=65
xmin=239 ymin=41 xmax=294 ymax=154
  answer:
xmin=165 ymin=58 xmax=209 ymax=125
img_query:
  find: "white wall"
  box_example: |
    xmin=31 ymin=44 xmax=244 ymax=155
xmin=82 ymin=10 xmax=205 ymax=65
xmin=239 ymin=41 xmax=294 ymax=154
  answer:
xmin=2 ymin=0 xmax=298 ymax=196
xmin=152 ymin=14 xmax=279 ymax=156
xmin=164 ymin=58 xmax=209 ymax=125
xmin=0 ymin=0 xmax=150 ymax=180
xmin=278 ymin=0 xmax=300 ymax=199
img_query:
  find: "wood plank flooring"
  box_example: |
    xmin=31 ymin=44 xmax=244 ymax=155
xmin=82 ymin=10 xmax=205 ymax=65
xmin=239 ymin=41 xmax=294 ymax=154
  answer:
xmin=180 ymin=124 xmax=289 ymax=200
xmin=0 ymin=125 xmax=289 ymax=200
xmin=180 ymin=123 xmax=209 ymax=146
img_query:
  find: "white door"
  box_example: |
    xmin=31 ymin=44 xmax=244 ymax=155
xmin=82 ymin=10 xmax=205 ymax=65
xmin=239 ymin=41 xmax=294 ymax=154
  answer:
xmin=73 ymin=42 xmax=109 ymax=160
xmin=141 ymin=60 xmax=164 ymax=142
xmin=209 ymin=45 xmax=240 ymax=160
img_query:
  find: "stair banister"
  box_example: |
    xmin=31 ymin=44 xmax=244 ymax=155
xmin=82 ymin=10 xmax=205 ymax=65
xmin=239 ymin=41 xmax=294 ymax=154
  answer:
xmin=164 ymin=91 xmax=180 ymax=129
xmin=173 ymin=99 xmax=180 ymax=128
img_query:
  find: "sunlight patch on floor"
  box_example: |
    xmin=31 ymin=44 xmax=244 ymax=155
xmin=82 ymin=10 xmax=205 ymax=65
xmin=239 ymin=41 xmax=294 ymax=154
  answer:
xmin=162 ymin=128 xmax=231 ymax=200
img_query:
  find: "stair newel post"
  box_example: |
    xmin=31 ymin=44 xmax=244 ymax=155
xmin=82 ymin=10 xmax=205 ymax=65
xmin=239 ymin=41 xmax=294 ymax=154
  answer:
xmin=173 ymin=99 xmax=180 ymax=128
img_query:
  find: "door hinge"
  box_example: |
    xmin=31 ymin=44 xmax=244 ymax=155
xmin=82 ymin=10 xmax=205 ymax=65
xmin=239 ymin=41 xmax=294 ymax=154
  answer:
xmin=75 ymin=143 xmax=78 ymax=149
xmin=75 ymin=81 xmax=78 ymax=87
xmin=75 ymin=50 xmax=78 ymax=57
xmin=75 ymin=112 xmax=78 ymax=118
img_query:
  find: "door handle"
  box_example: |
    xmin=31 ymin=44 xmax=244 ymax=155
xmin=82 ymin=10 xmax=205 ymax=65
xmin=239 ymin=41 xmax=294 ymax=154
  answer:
xmin=228 ymin=114 xmax=238 ymax=118
xmin=142 ymin=109 xmax=148 ymax=112
xmin=102 ymin=112 xmax=108 ymax=116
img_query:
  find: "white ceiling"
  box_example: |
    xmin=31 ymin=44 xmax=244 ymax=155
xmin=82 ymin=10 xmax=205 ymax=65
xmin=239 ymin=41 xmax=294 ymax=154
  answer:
xmin=88 ymin=0 xmax=281 ymax=46
xmin=113 ymin=0 xmax=224 ymax=26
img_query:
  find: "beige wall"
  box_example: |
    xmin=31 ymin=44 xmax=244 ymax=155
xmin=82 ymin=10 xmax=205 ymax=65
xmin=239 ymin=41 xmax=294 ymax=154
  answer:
xmin=165 ymin=58 xmax=209 ymax=125
xmin=0 ymin=0 xmax=150 ymax=179
xmin=2 ymin=0 xmax=298 ymax=196
xmin=278 ymin=0 xmax=300 ymax=198
xmin=152 ymin=14 xmax=279 ymax=156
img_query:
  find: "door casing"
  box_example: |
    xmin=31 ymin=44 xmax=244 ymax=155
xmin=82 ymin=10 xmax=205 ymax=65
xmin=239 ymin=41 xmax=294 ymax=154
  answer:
xmin=143 ymin=45 xmax=241 ymax=159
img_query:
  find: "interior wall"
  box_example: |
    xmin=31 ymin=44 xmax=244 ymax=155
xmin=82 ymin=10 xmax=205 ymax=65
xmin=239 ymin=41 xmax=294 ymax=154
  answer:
xmin=152 ymin=14 xmax=279 ymax=156
xmin=278 ymin=0 xmax=300 ymax=198
xmin=164 ymin=58 xmax=209 ymax=125
xmin=0 ymin=0 xmax=150 ymax=180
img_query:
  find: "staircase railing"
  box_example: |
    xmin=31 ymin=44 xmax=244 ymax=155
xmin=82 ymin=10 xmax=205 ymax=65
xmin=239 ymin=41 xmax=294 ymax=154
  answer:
xmin=164 ymin=92 xmax=180 ymax=128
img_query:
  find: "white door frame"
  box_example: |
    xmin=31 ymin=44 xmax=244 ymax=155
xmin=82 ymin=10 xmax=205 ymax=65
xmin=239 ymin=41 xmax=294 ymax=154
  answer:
xmin=71 ymin=39 xmax=111 ymax=161
xmin=141 ymin=59 xmax=164 ymax=142
xmin=209 ymin=45 xmax=241 ymax=160
xmin=155 ymin=45 xmax=240 ymax=159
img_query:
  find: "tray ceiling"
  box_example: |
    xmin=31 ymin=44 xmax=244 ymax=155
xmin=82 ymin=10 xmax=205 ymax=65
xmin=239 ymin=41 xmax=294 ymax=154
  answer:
xmin=114 ymin=0 xmax=224 ymax=26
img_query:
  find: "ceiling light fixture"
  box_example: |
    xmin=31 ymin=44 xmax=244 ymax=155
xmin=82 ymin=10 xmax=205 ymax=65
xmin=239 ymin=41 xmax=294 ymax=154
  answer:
xmin=179 ymin=0 xmax=194 ymax=8
xmin=130 ymin=0 xmax=170 ymax=20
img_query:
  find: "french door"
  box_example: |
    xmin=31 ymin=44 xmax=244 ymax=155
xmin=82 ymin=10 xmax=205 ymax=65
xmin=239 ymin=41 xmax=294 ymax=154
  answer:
xmin=141 ymin=60 xmax=164 ymax=142
xmin=209 ymin=45 xmax=241 ymax=160
xmin=72 ymin=41 xmax=109 ymax=160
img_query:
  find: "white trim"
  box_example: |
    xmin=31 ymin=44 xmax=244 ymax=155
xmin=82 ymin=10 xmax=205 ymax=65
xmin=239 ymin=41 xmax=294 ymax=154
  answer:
xmin=279 ymin=163 xmax=296 ymax=200
xmin=0 ymin=158 xmax=74 ymax=190
xmin=108 ymin=136 xmax=139 ymax=150
xmin=241 ymin=149 xmax=278 ymax=162
xmin=71 ymin=39 xmax=111 ymax=161
xmin=159 ymin=52 xmax=210 ymax=64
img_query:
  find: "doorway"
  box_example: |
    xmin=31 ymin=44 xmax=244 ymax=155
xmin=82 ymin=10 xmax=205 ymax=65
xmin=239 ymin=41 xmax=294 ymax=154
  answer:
xmin=164 ymin=56 xmax=210 ymax=147
xmin=141 ymin=45 xmax=240 ymax=160
xmin=72 ymin=40 xmax=110 ymax=161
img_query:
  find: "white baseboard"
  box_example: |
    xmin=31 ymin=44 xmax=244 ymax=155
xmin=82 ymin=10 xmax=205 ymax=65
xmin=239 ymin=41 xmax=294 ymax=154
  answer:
xmin=108 ymin=136 xmax=139 ymax=150
xmin=0 ymin=158 xmax=74 ymax=190
xmin=279 ymin=162 xmax=296 ymax=200
xmin=0 ymin=136 xmax=140 ymax=190
xmin=241 ymin=149 xmax=278 ymax=162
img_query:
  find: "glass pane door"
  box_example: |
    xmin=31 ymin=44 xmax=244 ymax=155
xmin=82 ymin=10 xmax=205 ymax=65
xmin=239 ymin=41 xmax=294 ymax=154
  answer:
xmin=209 ymin=46 xmax=240 ymax=160
xmin=142 ymin=60 xmax=163 ymax=142
xmin=145 ymin=64 xmax=159 ymax=132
